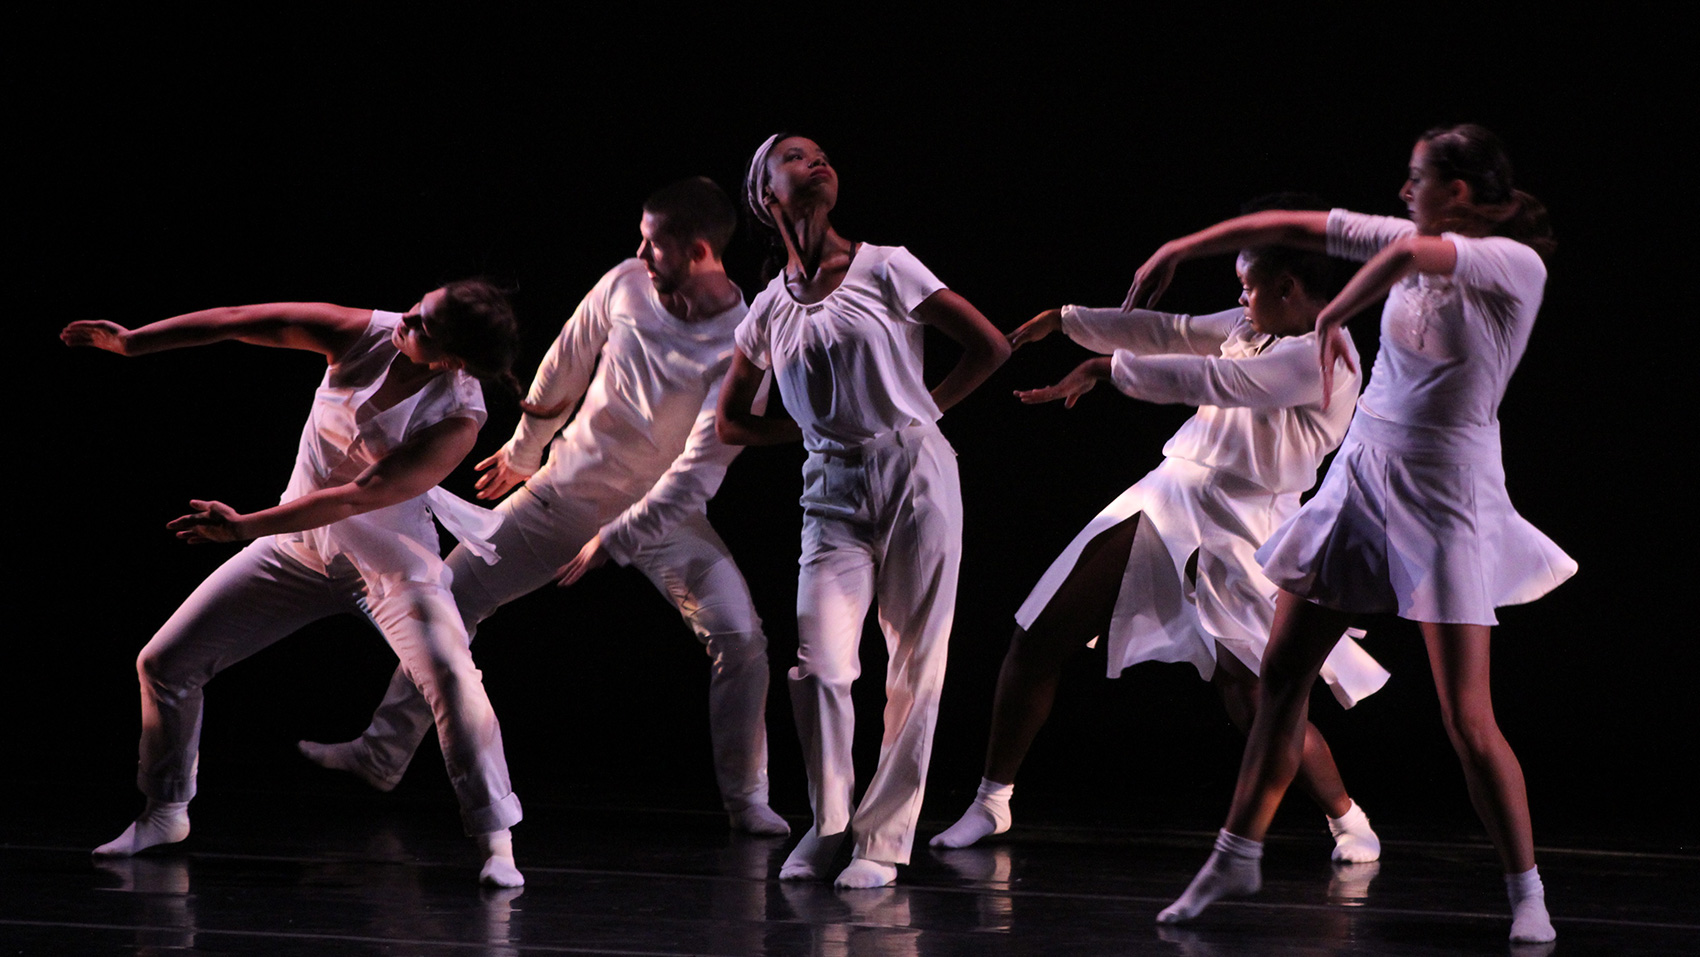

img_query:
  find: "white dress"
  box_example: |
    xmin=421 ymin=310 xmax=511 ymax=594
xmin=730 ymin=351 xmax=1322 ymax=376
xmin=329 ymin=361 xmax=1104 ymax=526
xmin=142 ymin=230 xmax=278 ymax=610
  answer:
xmin=735 ymin=243 xmax=961 ymax=865
xmin=1256 ymin=210 xmax=1577 ymax=624
xmin=1015 ymin=306 xmax=1388 ymax=707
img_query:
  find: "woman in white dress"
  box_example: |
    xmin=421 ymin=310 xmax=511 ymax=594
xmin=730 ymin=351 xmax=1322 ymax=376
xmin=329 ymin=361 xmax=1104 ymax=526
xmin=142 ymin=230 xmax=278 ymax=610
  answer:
xmin=717 ymin=134 xmax=1009 ymax=888
xmin=930 ymin=238 xmax=1385 ymax=866
xmin=1135 ymin=125 xmax=1574 ymax=943
xmin=63 ymin=281 xmax=532 ymax=886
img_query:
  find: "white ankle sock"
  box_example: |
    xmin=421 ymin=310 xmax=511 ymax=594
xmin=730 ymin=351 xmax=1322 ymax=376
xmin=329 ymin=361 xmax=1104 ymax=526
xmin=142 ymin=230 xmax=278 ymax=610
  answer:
xmin=835 ymin=858 xmax=898 ymax=889
xmin=1506 ymin=865 xmax=1555 ymax=942
xmin=94 ymin=800 xmax=190 ymax=857
xmin=1327 ymin=800 xmax=1381 ymax=863
xmin=297 ymin=740 xmax=398 ymax=793
xmin=1156 ymin=829 xmax=1263 ymax=923
xmin=780 ymin=826 xmax=845 ymax=881
xmin=730 ymin=803 xmax=791 ymax=837
xmin=929 ymin=778 xmax=1013 ymax=849
xmin=476 ymin=828 xmax=524 ymax=887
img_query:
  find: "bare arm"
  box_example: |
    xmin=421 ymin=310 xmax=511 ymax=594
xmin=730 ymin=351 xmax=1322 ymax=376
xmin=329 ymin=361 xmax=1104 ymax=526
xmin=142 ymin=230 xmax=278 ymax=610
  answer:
xmin=1126 ymin=210 xmax=1331 ymax=309
xmin=61 ymin=302 xmax=371 ymax=361
xmin=168 ymin=416 xmax=479 ymax=543
xmin=1315 ymin=235 xmax=1459 ymax=405
xmin=913 ymin=289 xmax=1011 ymax=413
xmin=716 ymin=349 xmax=801 ymax=446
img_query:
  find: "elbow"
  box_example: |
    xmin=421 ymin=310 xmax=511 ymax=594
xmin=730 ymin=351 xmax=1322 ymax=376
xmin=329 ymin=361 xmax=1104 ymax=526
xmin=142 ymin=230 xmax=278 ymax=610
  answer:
xmin=987 ymin=336 xmax=1014 ymax=368
xmin=715 ymin=417 xmax=748 ymax=446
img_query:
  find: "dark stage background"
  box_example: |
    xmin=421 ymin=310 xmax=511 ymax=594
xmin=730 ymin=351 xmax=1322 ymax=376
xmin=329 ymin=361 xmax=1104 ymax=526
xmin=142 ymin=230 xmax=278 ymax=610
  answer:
xmin=15 ymin=9 xmax=1692 ymax=854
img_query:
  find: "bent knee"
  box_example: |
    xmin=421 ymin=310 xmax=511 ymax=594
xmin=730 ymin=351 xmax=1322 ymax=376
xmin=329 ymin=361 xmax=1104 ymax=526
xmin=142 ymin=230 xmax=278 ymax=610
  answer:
xmin=705 ymin=629 xmax=767 ymax=664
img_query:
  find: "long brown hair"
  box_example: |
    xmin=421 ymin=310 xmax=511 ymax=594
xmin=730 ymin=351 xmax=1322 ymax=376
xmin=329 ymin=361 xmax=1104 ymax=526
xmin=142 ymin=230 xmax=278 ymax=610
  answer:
xmin=1419 ymin=124 xmax=1555 ymax=259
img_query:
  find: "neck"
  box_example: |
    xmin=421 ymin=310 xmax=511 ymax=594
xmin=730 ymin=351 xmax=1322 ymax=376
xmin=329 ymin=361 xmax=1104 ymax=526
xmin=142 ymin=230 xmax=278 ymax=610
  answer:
xmin=778 ymin=207 xmax=843 ymax=282
xmin=659 ymin=267 xmax=738 ymax=322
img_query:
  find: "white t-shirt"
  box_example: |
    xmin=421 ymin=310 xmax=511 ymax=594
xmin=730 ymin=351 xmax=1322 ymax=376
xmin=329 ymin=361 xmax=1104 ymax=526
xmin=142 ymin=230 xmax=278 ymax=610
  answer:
xmin=502 ymin=259 xmax=747 ymax=562
xmin=1062 ymin=305 xmax=1360 ymax=495
xmin=278 ymin=312 xmax=498 ymax=593
xmin=1326 ymin=209 xmax=1547 ymax=429
xmin=735 ymin=244 xmax=946 ymax=453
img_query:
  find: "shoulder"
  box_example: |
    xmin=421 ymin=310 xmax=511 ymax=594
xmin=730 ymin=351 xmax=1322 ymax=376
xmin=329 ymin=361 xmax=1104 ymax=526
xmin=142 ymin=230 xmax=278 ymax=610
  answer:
xmin=330 ymin=310 xmax=391 ymax=367
xmin=428 ymin=369 xmax=489 ymax=429
xmin=1450 ymin=233 xmax=1546 ymax=283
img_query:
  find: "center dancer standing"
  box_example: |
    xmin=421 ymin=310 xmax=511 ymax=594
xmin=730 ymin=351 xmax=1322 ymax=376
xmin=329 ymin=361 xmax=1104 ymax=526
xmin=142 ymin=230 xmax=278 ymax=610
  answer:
xmin=303 ymin=178 xmax=788 ymax=835
xmin=718 ymin=134 xmax=1009 ymax=888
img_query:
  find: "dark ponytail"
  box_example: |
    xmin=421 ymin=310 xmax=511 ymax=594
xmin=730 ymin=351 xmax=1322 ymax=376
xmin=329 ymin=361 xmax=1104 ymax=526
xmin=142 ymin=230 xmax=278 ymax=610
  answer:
xmin=1419 ymin=124 xmax=1556 ymax=258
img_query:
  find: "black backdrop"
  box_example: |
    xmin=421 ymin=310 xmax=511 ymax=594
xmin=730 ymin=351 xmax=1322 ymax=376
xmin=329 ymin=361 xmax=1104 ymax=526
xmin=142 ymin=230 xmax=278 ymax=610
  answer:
xmin=16 ymin=9 xmax=1692 ymax=847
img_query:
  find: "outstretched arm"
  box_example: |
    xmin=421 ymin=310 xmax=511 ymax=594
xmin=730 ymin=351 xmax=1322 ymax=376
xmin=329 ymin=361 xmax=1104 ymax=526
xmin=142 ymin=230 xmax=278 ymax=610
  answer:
xmin=717 ymin=349 xmax=801 ymax=446
xmin=61 ymin=302 xmax=370 ymax=361
xmin=1013 ymin=357 xmax=1113 ymax=409
xmin=1125 ymin=210 xmax=1330 ymax=309
xmin=914 ymin=289 xmax=1011 ymax=413
xmin=169 ymin=416 xmax=479 ymax=543
xmin=1315 ymin=235 xmax=1458 ymax=404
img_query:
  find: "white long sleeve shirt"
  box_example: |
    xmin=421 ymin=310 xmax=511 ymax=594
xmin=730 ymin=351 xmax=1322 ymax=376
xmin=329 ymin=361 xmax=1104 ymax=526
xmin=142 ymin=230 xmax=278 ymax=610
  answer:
xmin=503 ymin=259 xmax=748 ymax=563
xmin=1061 ymin=305 xmax=1361 ymax=494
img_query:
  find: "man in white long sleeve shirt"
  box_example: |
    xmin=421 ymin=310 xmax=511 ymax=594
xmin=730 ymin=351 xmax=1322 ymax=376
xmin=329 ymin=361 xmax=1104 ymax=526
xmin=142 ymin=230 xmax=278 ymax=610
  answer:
xmin=302 ymin=178 xmax=788 ymax=835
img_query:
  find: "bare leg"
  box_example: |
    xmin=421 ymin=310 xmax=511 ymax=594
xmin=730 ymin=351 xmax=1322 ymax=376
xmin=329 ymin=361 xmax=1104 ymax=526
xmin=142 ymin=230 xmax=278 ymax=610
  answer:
xmin=1421 ymin=622 xmax=1552 ymax=942
xmin=1213 ymin=645 xmax=1378 ymax=861
xmin=931 ymin=516 xmax=1138 ymax=850
xmin=1222 ymin=593 xmax=1355 ymax=840
xmin=1158 ymin=590 xmax=1354 ymax=922
xmin=1212 ymin=649 xmax=1349 ymax=818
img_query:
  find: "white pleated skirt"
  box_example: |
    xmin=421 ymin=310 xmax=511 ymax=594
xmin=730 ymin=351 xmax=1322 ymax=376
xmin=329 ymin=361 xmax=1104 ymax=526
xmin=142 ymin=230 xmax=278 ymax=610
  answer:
xmin=1256 ymin=412 xmax=1577 ymax=625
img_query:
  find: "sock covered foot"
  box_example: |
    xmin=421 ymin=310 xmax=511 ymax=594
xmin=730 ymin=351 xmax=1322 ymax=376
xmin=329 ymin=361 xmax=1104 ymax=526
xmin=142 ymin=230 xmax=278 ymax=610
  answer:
xmin=93 ymin=800 xmax=190 ymax=857
xmin=730 ymin=803 xmax=791 ymax=837
xmin=929 ymin=778 xmax=1013 ymax=849
xmin=297 ymin=739 xmax=398 ymax=792
xmin=835 ymin=858 xmax=898 ymax=889
xmin=476 ymin=828 xmax=524 ymax=888
xmin=1156 ymin=830 xmax=1263 ymax=924
xmin=780 ymin=826 xmax=845 ymax=881
xmin=1327 ymin=800 xmax=1381 ymax=863
xmin=1506 ymin=866 xmax=1556 ymax=943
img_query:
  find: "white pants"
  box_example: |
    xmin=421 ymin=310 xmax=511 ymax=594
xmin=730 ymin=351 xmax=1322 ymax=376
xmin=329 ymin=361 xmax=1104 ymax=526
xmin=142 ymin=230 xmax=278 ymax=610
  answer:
xmin=349 ymin=485 xmax=773 ymax=809
xmin=792 ymin=425 xmax=962 ymax=864
xmin=133 ymin=538 xmax=522 ymax=834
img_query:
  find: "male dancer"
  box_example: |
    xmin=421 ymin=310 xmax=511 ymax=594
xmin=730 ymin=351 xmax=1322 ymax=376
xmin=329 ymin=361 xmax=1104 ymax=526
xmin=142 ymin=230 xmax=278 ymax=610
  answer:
xmin=302 ymin=177 xmax=788 ymax=835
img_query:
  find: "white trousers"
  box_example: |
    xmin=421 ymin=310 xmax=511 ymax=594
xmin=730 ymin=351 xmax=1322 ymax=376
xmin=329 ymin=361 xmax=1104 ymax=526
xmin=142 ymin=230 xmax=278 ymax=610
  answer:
xmin=349 ymin=485 xmax=773 ymax=809
xmin=792 ymin=424 xmax=962 ymax=864
xmin=133 ymin=538 xmax=522 ymax=834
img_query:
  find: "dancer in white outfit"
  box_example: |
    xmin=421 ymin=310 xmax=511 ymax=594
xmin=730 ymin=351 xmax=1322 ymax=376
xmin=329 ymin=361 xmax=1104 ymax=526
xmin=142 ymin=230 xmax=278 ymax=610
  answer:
xmin=931 ymin=237 xmax=1386 ymax=864
xmin=64 ymin=281 xmax=530 ymax=886
xmin=1141 ymin=126 xmax=1574 ymax=944
xmin=301 ymin=179 xmax=787 ymax=835
xmin=718 ymin=134 xmax=1010 ymax=888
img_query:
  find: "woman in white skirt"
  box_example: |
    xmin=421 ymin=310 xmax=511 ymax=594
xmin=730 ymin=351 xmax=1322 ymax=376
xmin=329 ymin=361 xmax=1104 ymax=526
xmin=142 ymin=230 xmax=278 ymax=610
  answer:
xmin=1135 ymin=125 xmax=1575 ymax=943
xmin=718 ymin=134 xmax=1009 ymax=888
xmin=931 ymin=237 xmax=1386 ymax=865
xmin=63 ymin=281 xmax=532 ymax=886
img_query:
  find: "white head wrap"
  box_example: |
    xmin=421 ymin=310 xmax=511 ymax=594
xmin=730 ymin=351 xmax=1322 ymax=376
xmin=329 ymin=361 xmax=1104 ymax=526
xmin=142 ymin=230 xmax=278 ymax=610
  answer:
xmin=743 ymin=133 xmax=783 ymax=230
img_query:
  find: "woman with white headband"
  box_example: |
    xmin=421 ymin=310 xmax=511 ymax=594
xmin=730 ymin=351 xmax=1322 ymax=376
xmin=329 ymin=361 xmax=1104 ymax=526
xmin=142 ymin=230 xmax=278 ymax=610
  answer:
xmin=718 ymin=133 xmax=1009 ymax=888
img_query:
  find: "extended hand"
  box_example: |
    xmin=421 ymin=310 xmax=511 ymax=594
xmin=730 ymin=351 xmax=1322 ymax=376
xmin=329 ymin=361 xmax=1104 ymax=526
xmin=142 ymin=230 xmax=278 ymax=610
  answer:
xmin=1013 ymin=357 xmax=1110 ymax=409
xmin=555 ymin=534 xmax=608 ymax=588
xmin=61 ymin=320 xmax=132 ymax=355
xmin=473 ymin=449 xmax=535 ymax=501
xmin=1317 ymin=324 xmax=1357 ymax=411
xmin=167 ymin=500 xmax=247 ymax=544
xmin=1007 ymin=308 xmax=1062 ymax=350
xmin=1123 ymin=245 xmax=1180 ymax=310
